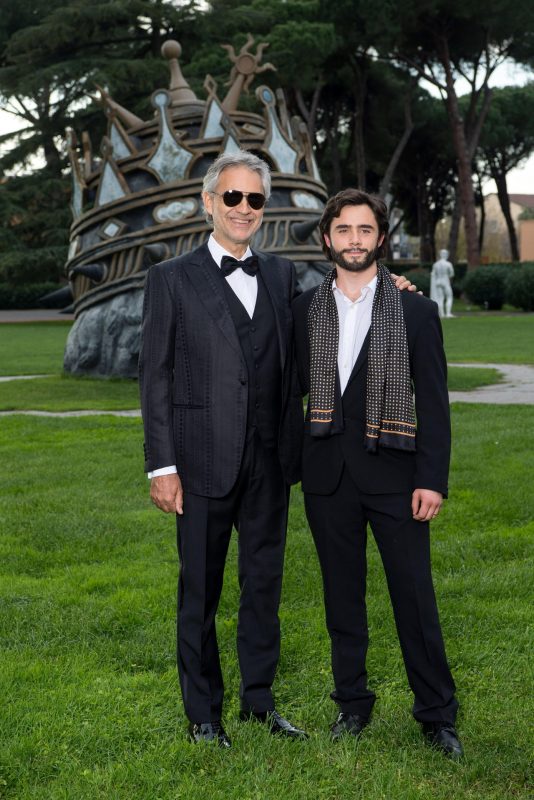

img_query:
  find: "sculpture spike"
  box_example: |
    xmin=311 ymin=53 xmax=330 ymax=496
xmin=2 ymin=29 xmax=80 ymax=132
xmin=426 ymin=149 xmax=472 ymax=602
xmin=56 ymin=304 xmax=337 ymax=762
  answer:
xmin=221 ymin=35 xmax=276 ymax=113
xmin=94 ymin=85 xmax=143 ymax=129
xmin=161 ymin=40 xmax=199 ymax=105
xmin=70 ymin=263 xmax=106 ymax=282
xmin=291 ymin=217 xmax=321 ymax=243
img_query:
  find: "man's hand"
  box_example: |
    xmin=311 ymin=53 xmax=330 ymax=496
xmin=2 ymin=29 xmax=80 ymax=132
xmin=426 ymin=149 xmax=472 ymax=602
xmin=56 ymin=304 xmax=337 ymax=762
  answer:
xmin=412 ymin=489 xmax=442 ymax=522
xmin=391 ymin=272 xmax=418 ymax=293
xmin=150 ymin=473 xmax=184 ymax=515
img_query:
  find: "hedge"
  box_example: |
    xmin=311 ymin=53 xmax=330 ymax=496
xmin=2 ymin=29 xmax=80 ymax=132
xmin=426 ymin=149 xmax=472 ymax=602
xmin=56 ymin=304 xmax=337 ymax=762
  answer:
xmin=400 ymin=269 xmax=431 ymax=297
xmin=505 ymin=264 xmax=534 ymax=311
xmin=463 ymin=265 xmax=510 ymax=310
xmin=0 ymin=282 xmax=63 ymax=310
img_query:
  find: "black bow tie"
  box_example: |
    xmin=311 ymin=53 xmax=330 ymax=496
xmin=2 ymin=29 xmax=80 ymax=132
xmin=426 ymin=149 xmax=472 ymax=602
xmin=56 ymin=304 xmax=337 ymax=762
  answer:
xmin=220 ymin=254 xmax=259 ymax=277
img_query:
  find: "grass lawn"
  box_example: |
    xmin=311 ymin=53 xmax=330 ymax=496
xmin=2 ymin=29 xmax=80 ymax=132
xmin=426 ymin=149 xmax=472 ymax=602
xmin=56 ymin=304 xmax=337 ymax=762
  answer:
xmin=0 ymin=322 xmax=72 ymax=375
xmin=0 ymin=315 xmax=532 ymax=383
xmin=442 ymin=315 xmax=534 ymax=364
xmin=0 ymin=368 xmax=502 ymax=412
xmin=447 ymin=366 xmax=502 ymax=392
xmin=0 ymin=375 xmax=140 ymax=411
xmin=0 ymin=397 xmax=532 ymax=799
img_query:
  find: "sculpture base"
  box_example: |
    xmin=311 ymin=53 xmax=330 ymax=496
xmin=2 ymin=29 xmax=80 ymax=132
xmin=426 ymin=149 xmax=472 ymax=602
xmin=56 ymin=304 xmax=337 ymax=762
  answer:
xmin=63 ymin=290 xmax=144 ymax=378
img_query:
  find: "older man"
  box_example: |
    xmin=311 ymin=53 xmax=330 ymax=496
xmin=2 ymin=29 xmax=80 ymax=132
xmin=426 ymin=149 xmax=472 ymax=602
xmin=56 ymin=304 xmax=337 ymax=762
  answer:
xmin=139 ymin=150 xmax=306 ymax=746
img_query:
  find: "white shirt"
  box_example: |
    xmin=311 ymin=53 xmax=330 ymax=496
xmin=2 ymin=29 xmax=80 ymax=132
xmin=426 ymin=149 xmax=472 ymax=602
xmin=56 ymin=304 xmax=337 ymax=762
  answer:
xmin=148 ymin=235 xmax=258 ymax=479
xmin=333 ymin=275 xmax=377 ymax=394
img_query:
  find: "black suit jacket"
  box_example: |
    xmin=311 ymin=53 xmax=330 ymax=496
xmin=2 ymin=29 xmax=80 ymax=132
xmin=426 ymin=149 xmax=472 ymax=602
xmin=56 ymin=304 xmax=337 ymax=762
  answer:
xmin=139 ymin=243 xmax=303 ymax=497
xmin=292 ymin=287 xmax=451 ymax=497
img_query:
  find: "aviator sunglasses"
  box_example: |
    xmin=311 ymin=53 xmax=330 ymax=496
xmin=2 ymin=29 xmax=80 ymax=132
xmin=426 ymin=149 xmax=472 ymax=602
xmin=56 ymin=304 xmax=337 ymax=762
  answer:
xmin=211 ymin=190 xmax=266 ymax=210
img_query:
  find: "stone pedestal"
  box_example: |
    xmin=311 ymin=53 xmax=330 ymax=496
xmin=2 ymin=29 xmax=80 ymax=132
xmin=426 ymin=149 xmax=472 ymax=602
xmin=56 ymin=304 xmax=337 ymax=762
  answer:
xmin=63 ymin=290 xmax=144 ymax=378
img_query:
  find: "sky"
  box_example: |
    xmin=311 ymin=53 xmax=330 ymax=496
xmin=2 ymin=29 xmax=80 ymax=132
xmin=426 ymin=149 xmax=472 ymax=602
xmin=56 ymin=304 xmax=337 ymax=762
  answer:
xmin=1 ymin=59 xmax=532 ymax=196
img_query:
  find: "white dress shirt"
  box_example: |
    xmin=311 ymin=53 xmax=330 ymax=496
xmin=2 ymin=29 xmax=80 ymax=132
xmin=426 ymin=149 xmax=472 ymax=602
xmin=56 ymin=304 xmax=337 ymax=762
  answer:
xmin=148 ymin=235 xmax=258 ymax=479
xmin=333 ymin=275 xmax=377 ymax=395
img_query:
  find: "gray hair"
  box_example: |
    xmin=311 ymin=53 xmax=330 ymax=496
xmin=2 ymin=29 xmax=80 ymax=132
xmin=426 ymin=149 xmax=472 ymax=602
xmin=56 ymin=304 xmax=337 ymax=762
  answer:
xmin=202 ymin=149 xmax=271 ymax=222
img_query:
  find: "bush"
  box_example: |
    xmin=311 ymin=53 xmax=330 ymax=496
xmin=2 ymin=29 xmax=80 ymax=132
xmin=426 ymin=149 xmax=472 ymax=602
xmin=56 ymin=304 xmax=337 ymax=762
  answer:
xmin=452 ymin=261 xmax=467 ymax=297
xmin=401 ymin=269 xmax=431 ymax=297
xmin=505 ymin=264 xmax=534 ymax=311
xmin=463 ymin=265 xmax=510 ymax=310
xmin=0 ymin=282 xmax=63 ymax=310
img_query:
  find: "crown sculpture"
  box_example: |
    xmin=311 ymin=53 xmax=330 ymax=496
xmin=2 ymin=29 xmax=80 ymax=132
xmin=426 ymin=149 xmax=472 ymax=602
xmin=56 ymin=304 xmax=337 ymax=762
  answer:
xmin=63 ymin=37 xmax=329 ymax=377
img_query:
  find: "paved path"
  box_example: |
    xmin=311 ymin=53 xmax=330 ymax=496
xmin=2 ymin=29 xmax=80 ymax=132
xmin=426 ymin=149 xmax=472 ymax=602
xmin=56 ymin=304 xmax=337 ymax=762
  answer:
xmin=0 ymin=363 xmax=532 ymax=415
xmin=0 ymin=309 xmax=74 ymax=322
xmin=0 ymin=374 xmax=51 ymax=383
xmin=0 ymin=408 xmax=141 ymax=418
xmin=448 ymin=363 xmax=534 ymax=405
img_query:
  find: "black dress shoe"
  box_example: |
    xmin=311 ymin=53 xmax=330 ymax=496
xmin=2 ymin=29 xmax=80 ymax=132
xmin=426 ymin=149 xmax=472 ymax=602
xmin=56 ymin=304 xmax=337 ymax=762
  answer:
xmin=330 ymin=712 xmax=369 ymax=741
xmin=422 ymin=722 xmax=463 ymax=759
xmin=188 ymin=721 xmax=232 ymax=748
xmin=239 ymin=709 xmax=308 ymax=739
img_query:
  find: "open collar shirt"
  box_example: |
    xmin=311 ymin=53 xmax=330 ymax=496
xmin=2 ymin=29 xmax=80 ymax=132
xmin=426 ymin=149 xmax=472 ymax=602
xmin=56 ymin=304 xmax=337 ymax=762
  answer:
xmin=333 ymin=274 xmax=377 ymax=394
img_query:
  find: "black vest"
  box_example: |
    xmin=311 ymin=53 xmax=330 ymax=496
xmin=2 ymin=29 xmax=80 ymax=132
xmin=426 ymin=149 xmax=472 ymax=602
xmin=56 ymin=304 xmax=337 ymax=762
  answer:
xmin=222 ymin=274 xmax=281 ymax=447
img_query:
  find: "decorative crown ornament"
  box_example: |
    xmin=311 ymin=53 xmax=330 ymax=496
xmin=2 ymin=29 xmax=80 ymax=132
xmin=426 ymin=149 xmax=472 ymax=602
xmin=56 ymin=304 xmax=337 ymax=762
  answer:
xmin=63 ymin=38 xmax=328 ymax=377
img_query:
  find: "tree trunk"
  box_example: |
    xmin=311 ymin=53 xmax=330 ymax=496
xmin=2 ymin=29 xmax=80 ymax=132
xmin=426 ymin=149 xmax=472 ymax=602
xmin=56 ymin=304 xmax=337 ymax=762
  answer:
xmin=325 ymin=106 xmax=343 ymax=193
xmin=492 ymin=168 xmax=519 ymax=261
xmin=348 ymin=57 xmax=367 ymax=189
xmin=42 ymin=130 xmax=62 ymax=176
xmin=438 ymin=39 xmax=480 ymax=268
xmin=475 ymin=171 xmax=486 ymax=256
xmin=417 ymin=168 xmax=434 ymax=263
xmin=295 ymin=84 xmax=322 ymax=144
xmin=448 ymin=185 xmax=462 ymax=263
xmin=379 ymin=86 xmax=414 ymax=199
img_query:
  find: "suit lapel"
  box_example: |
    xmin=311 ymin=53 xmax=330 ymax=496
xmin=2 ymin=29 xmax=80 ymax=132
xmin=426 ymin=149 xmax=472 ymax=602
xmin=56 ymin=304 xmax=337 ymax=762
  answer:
xmin=182 ymin=244 xmax=243 ymax=358
xmin=256 ymin=251 xmax=287 ymax=370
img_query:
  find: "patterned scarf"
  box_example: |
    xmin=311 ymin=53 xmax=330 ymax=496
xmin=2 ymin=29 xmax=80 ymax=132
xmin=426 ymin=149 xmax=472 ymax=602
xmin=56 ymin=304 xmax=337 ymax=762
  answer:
xmin=308 ymin=263 xmax=416 ymax=451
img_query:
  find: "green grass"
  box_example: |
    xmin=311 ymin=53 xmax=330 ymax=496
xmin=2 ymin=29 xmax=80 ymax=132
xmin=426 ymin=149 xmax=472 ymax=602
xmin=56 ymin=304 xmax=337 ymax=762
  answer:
xmin=1 ymin=315 xmax=533 ymax=382
xmin=0 ymin=369 xmax=501 ymax=413
xmin=442 ymin=315 xmax=534 ymax=364
xmin=447 ymin=366 xmax=502 ymax=391
xmin=0 ymin=322 xmax=71 ymax=375
xmin=0 ymin=375 xmax=139 ymax=411
xmin=0 ymin=405 xmax=532 ymax=799
xmin=0 ymin=366 xmax=500 ymax=413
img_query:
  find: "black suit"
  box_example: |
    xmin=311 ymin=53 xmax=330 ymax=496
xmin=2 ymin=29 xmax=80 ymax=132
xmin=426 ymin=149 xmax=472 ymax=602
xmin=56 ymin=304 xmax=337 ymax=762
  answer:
xmin=140 ymin=243 xmax=302 ymax=723
xmin=293 ymin=286 xmax=458 ymax=724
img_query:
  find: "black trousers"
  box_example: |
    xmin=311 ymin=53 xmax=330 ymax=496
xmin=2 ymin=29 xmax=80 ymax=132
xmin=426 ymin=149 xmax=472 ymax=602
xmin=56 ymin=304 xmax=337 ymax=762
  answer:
xmin=305 ymin=466 xmax=458 ymax=724
xmin=176 ymin=429 xmax=288 ymax=723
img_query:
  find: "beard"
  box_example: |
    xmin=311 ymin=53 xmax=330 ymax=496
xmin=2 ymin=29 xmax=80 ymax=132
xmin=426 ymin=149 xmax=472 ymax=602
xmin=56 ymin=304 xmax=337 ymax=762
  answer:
xmin=330 ymin=244 xmax=380 ymax=273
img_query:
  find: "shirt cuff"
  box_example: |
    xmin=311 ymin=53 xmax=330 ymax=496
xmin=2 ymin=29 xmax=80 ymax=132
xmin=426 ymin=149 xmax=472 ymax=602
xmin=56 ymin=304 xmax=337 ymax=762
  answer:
xmin=147 ymin=465 xmax=177 ymax=479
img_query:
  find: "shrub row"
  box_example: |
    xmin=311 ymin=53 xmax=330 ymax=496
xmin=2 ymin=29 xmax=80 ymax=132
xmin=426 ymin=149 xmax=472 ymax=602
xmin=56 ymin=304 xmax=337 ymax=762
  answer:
xmin=400 ymin=263 xmax=534 ymax=311
xmin=390 ymin=262 xmax=468 ymax=299
xmin=0 ymin=282 xmax=63 ymax=310
xmin=463 ymin=264 xmax=534 ymax=311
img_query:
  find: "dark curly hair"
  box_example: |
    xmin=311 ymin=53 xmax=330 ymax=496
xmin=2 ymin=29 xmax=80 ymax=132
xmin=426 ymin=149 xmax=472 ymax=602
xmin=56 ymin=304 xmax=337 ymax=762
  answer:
xmin=319 ymin=189 xmax=389 ymax=261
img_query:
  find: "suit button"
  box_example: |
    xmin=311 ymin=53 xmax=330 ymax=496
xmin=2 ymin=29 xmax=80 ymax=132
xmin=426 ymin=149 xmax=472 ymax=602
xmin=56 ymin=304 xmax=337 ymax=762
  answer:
xmin=250 ymin=326 xmax=256 ymax=332
xmin=255 ymin=403 xmax=260 ymax=408
xmin=240 ymin=378 xmax=247 ymax=385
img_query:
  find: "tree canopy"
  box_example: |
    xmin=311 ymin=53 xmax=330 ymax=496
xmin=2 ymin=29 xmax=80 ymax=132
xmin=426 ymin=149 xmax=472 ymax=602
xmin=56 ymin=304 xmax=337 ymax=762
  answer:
xmin=1 ymin=0 xmax=533 ymax=289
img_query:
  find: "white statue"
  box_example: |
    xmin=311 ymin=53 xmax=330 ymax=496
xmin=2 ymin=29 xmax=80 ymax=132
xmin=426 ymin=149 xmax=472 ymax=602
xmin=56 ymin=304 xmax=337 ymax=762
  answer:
xmin=431 ymin=249 xmax=455 ymax=318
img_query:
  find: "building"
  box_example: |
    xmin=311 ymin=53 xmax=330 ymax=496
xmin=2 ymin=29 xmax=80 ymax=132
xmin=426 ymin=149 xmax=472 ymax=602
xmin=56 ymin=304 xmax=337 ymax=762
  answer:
xmin=480 ymin=193 xmax=534 ymax=262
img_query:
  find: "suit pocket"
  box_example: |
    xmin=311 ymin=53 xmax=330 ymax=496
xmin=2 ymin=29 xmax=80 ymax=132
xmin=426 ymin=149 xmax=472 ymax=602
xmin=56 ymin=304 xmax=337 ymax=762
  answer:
xmin=172 ymin=403 xmax=205 ymax=409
